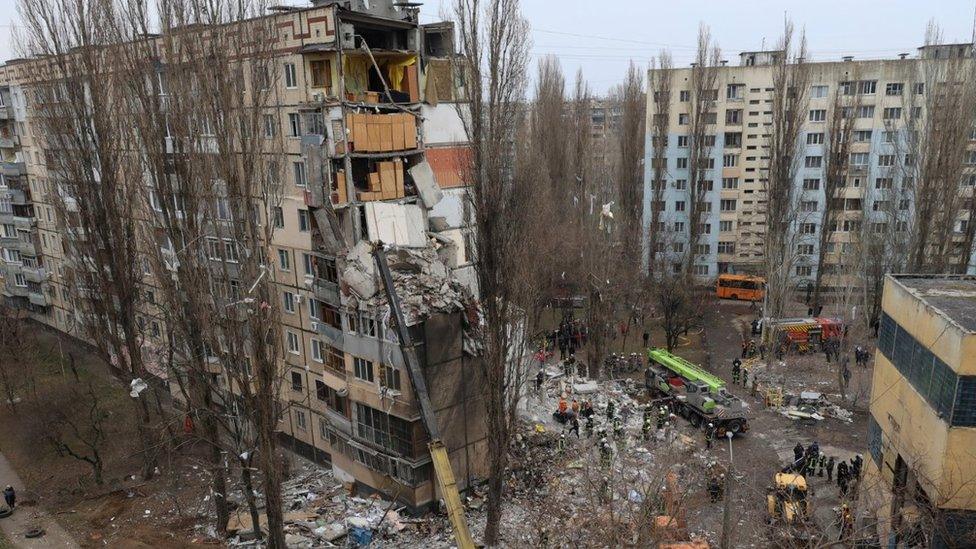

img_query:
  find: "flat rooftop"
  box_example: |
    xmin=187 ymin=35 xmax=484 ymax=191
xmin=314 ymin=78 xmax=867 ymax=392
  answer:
xmin=892 ymin=275 xmax=976 ymax=333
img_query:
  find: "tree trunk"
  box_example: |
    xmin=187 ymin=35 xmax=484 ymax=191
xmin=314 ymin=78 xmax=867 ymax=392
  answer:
xmin=239 ymin=461 xmax=263 ymax=542
xmin=483 ymin=406 xmax=508 ymax=546
xmin=257 ymin=411 xmax=285 ymax=548
xmin=201 ymin=411 xmax=230 ymax=535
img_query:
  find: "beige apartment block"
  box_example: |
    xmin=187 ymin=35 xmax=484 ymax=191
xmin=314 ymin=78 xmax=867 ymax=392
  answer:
xmin=0 ymin=0 xmax=485 ymax=511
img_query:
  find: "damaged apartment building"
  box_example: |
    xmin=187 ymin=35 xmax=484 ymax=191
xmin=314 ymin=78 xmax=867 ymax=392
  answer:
xmin=0 ymin=0 xmax=486 ymax=512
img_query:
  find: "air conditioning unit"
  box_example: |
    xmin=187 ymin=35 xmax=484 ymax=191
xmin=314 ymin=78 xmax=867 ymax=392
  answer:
xmin=312 ymin=92 xmax=325 ymax=103
xmin=294 ymin=294 xmax=303 ymax=304
xmin=310 ymin=321 xmax=320 ymax=331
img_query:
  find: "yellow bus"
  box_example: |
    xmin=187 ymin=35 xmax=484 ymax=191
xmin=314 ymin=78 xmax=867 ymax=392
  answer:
xmin=716 ymin=274 xmax=765 ymax=302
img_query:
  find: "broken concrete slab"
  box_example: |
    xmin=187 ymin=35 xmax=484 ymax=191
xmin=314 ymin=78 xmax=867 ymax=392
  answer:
xmin=364 ymin=202 xmax=428 ymax=248
xmin=408 ymin=160 xmax=444 ymax=208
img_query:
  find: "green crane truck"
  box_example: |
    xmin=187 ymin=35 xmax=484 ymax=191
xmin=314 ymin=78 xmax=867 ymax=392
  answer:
xmin=645 ymin=348 xmax=749 ymax=436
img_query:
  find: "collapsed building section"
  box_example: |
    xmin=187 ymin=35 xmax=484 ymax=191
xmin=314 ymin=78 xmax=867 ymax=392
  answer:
xmin=279 ymin=0 xmax=486 ymax=511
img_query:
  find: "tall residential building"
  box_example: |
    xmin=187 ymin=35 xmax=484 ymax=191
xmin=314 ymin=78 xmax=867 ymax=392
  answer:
xmin=0 ymin=0 xmax=485 ymax=511
xmin=865 ymin=274 xmax=976 ymax=548
xmin=643 ymin=45 xmax=976 ymax=286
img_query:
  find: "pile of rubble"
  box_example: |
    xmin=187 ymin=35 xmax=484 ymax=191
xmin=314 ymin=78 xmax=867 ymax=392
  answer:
xmin=341 ymin=241 xmax=470 ymax=326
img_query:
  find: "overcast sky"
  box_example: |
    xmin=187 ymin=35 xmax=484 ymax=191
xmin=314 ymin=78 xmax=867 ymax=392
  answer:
xmin=1 ymin=0 xmax=973 ymax=94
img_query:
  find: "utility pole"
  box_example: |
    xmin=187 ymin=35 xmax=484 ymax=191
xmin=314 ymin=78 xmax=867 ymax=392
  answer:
xmin=720 ymin=431 xmax=734 ymax=549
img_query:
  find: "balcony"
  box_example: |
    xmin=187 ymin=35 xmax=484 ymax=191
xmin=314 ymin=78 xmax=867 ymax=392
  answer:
xmin=1 ymin=162 xmax=26 ymax=177
xmin=313 ymin=277 xmax=340 ymax=304
xmin=0 ymin=136 xmax=17 ymax=149
xmin=22 ymin=266 xmax=46 ymax=283
xmin=13 ymin=216 xmax=34 ymax=230
xmin=4 ymin=283 xmax=27 ymax=297
xmin=314 ymin=320 xmax=343 ymax=347
xmin=28 ymin=290 xmax=47 ymax=306
xmin=0 ymin=106 xmax=8 ymax=120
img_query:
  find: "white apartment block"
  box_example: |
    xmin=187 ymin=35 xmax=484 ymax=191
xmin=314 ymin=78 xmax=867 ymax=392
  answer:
xmin=644 ymin=44 xmax=976 ymax=290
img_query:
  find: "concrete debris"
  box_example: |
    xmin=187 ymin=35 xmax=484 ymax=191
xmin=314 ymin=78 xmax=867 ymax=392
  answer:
xmin=341 ymin=242 xmax=471 ymax=326
xmin=408 ymin=161 xmax=444 ymax=208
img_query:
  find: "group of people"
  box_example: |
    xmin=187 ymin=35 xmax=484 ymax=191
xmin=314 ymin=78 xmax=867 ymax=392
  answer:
xmin=740 ymin=338 xmax=763 ymax=359
xmin=790 ymin=442 xmax=864 ymax=498
xmin=853 ymin=346 xmax=871 ymax=368
xmin=730 ymin=357 xmax=753 ymax=388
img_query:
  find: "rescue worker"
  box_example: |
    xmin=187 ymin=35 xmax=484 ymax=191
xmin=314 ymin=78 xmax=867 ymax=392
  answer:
xmin=599 ymin=438 xmax=613 ymax=468
xmin=837 ymin=461 xmax=850 ymax=496
xmin=705 ymin=423 xmax=715 ymax=449
xmin=568 ymin=415 xmax=580 ymax=438
xmin=707 ymin=474 xmax=723 ymax=502
xmin=2 ymin=485 xmax=14 ymax=509
xmin=584 ymin=414 xmax=594 ymax=438
xmin=826 ymin=456 xmax=836 ymax=482
xmin=557 ymin=432 xmax=566 ymax=454
xmin=642 ymin=405 xmax=652 ymax=425
xmin=580 ymin=400 xmax=594 ymax=420
xmin=571 ymin=399 xmax=580 ymax=417
xmin=793 ymin=442 xmax=805 ymax=464
xmin=657 ymin=406 xmax=668 ymax=429
xmin=612 ymin=416 xmax=623 ymax=441
xmin=731 ymin=358 xmax=741 ymax=384
xmin=818 ymin=452 xmax=827 ymax=477
xmin=741 ymin=366 xmax=750 ymax=388
xmin=852 ymin=454 xmax=864 ymax=479
xmin=535 ymin=369 xmax=545 ymax=395
xmin=555 ymin=397 xmax=569 ymax=423
xmin=606 ymin=399 xmax=616 ymax=420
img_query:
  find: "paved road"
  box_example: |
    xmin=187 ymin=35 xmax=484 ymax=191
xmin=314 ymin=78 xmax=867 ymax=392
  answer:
xmin=0 ymin=452 xmax=78 ymax=548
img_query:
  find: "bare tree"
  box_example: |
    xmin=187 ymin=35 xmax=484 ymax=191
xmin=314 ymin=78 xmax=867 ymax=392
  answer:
xmin=683 ymin=25 xmax=720 ymax=279
xmin=898 ymin=24 xmax=976 ymax=274
xmin=646 ymin=52 xmax=673 ymax=274
xmin=762 ymin=22 xmax=809 ymax=323
xmin=614 ymin=61 xmax=646 ymax=267
xmin=0 ymin=309 xmax=37 ymax=413
xmin=40 ymin=378 xmax=111 ymax=485
xmin=813 ymin=76 xmax=860 ymax=306
xmin=18 ymin=0 xmax=163 ymax=481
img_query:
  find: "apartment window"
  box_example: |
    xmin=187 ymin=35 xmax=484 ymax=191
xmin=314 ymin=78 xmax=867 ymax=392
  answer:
xmin=695 ymin=244 xmax=710 ymax=255
xmin=693 ymin=265 xmax=709 ymax=276
xmin=719 ymin=220 xmax=733 ymax=232
xmin=722 ymin=154 xmax=738 ymax=168
xmin=872 ymin=200 xmax=890 ymax=212
xmin=283 ymin=291 xmax=296 ymax=313
xmin=725 ymin=109 xmax=742 ymax=124
xmin=291 ymin=371 xmax=303 ymax=391
xmin=809 ymin=109 xmax=826 ymax=122
xmin=674 ymin=201 xmax=686 ymax=212
xmin=284 ymin=62 xmax=297 ymax=88
xmin=305 ymin=338 xmax=324 ymax=364
xmin=676 ymin=158 xmax=688 ymax=169
xmin=882 ymin=131 xmax=897 ymax=143
xmin=854 ymin=130 xmax=873 ymax=143
xmin=699 ymin=223 xmax=711 ymax=235
xmin=721 ymin=177 xmax=738 ymax=189
xmin=877 ymin=155 xmax=896 ymax=168
xmin=905 ymin=154 xmax=916 ymax=167
xmin=278 ymin=249 xmax=291 ymax=270
xmin=354 ymin=357 xmax=374 ymax=382
xmin=842 ymin=220 xmax=862 ymax=232
xmin=269 ymin=206 xmax=284 ymax=229
xmin=804 ymin=156 xmax=823 ymax=168
xmin=381 ymin=365 xmax=402 ymax=392
xmin=724 ymin=132 xmax=742 ymax=147
xmin=293 ymin=161 xmax=307 ymax=187
xmin=968 ymin=151 xmax=976 ymax=166
xmin=800 ymin=201 xmax=818 ymax=212
xmin=857 ymin=106 xmax=875 ymax=118
xmin=810 ymin=85 xmax=828 ymax=98
xmin=806 ymin=132 xmax=824 ymax=145
xmin=899 ymin=199 xmax=911 ymax=211
xmin=673 ymin=222 xmax=685 ymax=232
xmin=264 ymin=114 xmax=277 ymax=137
xmin=799 ymin=223 xmax=817 ymax=234
xmin=726 ymin=84 xmax=743 ymax=99
xmin=850 ymin=153 xmax=869 ymax=166
xmin=797 ymin=244 xmax=814 ymax=255
xmin=298 ymin=209 xmax=310 ymax=232
xmin=288 ymin=113 xmax=301 ymax=137
xmin=679 ymin=90 xmax=690 ymax=102
xmin=840 ymin=81 xmax=855 ymax=95
xmin=287 ymin=331 xmax=300 ymax=354
xmin=677 ymin=135 xmax=689 ymax=147
xmin=912 ymin=83 xmax=925 ymax=95
xmin=310 ymin=59 xmax=332 ymax=89
xmin=720 ymin=199 xmax=737 ymax=212
xmin=910 ymin=107 xmax=922 ymax=119
xmin=355 ymin=403 xmax=412 ymax=456
xmin=223 ymin=240 xmax=240 ymax=262
xmin=796 ymin=265 xmax=813 ymax=276
xmin=13 ymin=273 xmax=26 ymax=287
xmin=294 ymin=410 xmax=307 ymax=431
xmin=674 ymin=179 xmax=687 ymax=190
xmin=717 ymin=241 xmax=735 ymax=254
xmin=678 ymin=113 xmax=689 ymax=125
xmin=858 ymin=80 xmax=877 ymax=95
xmin=361 ymin=315 xmax=377 ymax=337
xmin=672 ymin=242 xmax=685 ymax=253
xmin=885 ymin=82 xmax=904 ymax=96
xmin=883 ymin=107 xmax=902 ymax=120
